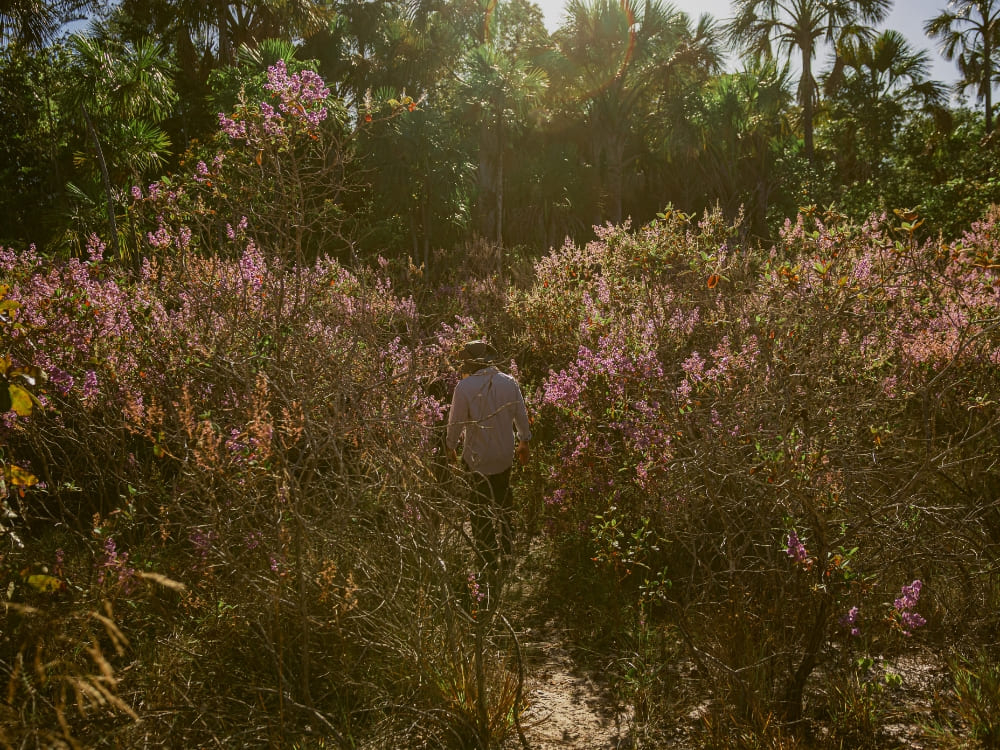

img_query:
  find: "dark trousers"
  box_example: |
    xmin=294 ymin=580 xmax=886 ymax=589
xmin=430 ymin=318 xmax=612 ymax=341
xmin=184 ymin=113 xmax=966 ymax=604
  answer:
xmin=469 ymin=468 xmax=513 ymax=571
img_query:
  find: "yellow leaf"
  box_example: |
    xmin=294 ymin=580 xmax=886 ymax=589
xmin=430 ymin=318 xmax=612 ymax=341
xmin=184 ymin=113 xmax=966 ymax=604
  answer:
xmin=24 ymin=574 xmax=63 ymax=593
xmin=7 ymin=384 xmax=38 ymax=417
xmin=7 ymin=464 xmax=38 ymax=487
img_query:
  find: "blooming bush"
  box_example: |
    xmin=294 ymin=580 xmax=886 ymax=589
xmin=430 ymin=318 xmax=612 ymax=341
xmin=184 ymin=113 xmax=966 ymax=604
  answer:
xmin=0 ymin=219 xmax=521 ymax=744
xmin=511 ymin=205 xmax=1000 ymax=728
xmin=0 ymin=66 xmax=512 ymax=742
xmin=128 ymin=58 xmax=353 ymax=266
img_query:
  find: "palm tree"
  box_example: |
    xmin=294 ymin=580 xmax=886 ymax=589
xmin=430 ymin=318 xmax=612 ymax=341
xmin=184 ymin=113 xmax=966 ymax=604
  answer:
xmin=821 ymin=29 xmax=946 ymax=180
xmin=64 ymin=33 xmax=177 ymax=256
xmin=925 ymin=0 xmax=1000 ymax=134
xmin=554 ymin=0 xmax=721 ymax=225
xmin=0 ymin=0 xmax=94 ymax=49
xmin=728 ymin=0 xmax=890 ymax=161
xmin=683 ymin=59 xmax=797 ymax=236
xmin=107 ymin=0 xmax=333 ymax=78
xmin=460 ymin=42 xmax=547 ymax=243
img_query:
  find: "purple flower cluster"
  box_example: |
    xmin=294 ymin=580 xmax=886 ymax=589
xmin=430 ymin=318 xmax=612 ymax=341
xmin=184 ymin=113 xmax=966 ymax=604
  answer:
xmin=0 ymin=242 xmax=135 ymax=416
xmin=218 ymin=112 xmax=247 ymax=139
xmin=894 ymin=579 xmax=926 ymax=636
xmin=785 ymin=530 xmax=809 ymax=564
xmin=96 ymin=536 xmax=138 ymax=594
xmin=219 ymin=61 xmax=331 ymax=147
xmin=541 ymin=359 xmax=588 ymax=409
xmin=265 ymin=60 xmax=330 ymax=110
xmin=546 ymin=488 xmax=567 ymax=507
xmin=189 ymin=528 xmax=217 ymax=563
xmin=681 ymin=351 xmax=705 ymax=381
xmin=467 ymin=572 xmax=484 ymax=604
xmin=839 ymin=605 xmax=861 ymax=637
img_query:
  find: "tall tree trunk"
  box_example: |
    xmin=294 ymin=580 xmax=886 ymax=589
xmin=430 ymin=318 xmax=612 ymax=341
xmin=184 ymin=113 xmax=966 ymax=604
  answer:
xmin=494 ymin=104 xmax=504 ymax=245
xmin=987 ymin=82 xmax=994 ymax=134
xmin=216 ymin=1 xmax=232 ymax=65
xmin=421 ymin=196 xmax=431 ymax=272
xmin=985 ymin=39 xmax=994 ymax=134
xmin=477 ymin=117 xmax=499 ymax=242
xmin=409 ymin=210 xmax=420 ymax=260
xmin=801 ymin=47 xmax=815 ymax=161
xmin=607 ymin=132 xmax=625 ymax=225
xmin=80 ymin=104 xmax=121 ymax=259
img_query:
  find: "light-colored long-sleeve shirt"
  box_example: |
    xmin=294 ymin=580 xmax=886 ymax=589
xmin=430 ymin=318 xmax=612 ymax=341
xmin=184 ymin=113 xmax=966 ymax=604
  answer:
xmin=446 ymin=366 xmax=531 ymax=476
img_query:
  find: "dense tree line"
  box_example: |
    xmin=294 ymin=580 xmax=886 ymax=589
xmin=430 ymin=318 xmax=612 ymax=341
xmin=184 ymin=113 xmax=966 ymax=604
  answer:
xmin=2 ymin=0 xmax=999 ymax=260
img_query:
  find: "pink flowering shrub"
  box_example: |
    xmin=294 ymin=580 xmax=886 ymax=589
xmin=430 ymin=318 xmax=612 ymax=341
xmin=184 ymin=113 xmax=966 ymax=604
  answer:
xmin=0 ymin=65 xmax=509 ymax=748
xmin=126 ymin=61 xmax=424 ymax=269
xmin=0 ymin=227 xmax=504 ymax=743
xmin=1 ymin=62 xmax=524 ymax=747
xmin=511 ymin=206 xmax=1000 ymax=727
xmin=128 ymin=59 xmax=353 ymax=265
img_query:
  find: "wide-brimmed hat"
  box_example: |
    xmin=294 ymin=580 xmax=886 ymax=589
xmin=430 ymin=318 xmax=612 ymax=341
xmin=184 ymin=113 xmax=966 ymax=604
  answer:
xmin=458 ymin=339 xmax=499 ymax=369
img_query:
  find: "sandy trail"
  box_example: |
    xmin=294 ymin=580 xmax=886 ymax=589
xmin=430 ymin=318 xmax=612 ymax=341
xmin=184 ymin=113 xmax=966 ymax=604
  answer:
xmin=511 ymin=619 xmax=632 ymax=749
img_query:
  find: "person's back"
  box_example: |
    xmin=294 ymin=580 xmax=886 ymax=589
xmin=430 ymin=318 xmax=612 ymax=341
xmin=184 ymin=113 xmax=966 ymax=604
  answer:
xmin=449 ymin=365 xmax=528 ymax=476
xmin=446 ymin=340 xmax=531 ymax=573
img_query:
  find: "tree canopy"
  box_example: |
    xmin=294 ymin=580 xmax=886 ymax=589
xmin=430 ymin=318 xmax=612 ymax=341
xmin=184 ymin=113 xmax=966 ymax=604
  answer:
xmin=1 ymin=0 xmax=999 ymax=255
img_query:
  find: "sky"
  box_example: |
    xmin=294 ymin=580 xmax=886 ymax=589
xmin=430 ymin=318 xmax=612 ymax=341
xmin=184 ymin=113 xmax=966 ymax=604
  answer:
xmin=534 ymin=0 xmax=965 ymax=88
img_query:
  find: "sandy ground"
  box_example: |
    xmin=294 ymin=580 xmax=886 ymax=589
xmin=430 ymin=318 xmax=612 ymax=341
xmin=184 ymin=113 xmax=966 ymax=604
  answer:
xmin=510 ymin=619 xmax=632 ymax=749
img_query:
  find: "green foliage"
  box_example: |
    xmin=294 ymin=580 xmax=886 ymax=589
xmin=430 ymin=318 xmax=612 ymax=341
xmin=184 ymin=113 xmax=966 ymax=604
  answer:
xmin=3 ymin=0 xmax=1000 ymax=255
xmin=0 ymin=43 xmax=77 ymax=250
xmin=354 ymin=96 xmax=475 ymax=265
xmin=925 ymin=0 xmax=1000 ymax=134
xmin=819 ymin=106 xmax=1000 ymax=240
xmin=945 ymin=651 xmax=1000 ymax=746
xmin=819 ymin=29 xmax=946 ymax=185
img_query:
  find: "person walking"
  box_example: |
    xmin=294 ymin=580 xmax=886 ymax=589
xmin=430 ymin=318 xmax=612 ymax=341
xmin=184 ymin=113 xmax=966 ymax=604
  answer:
xmin=446 ymin=340 xmax=531 ymax=575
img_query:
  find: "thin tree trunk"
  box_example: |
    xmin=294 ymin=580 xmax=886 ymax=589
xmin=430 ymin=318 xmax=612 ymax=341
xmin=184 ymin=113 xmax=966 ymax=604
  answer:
xmin=421 ymin=197 xmax=431 ymax=272
xmin=495 ymin=104 xmax=504 ymax=245
xmin=801 ymin=48 xmax=815 ymax=161
xmin=217 ymin=2 xmax=232 ymax=65
xmin=782 ymin=595 xmax=831 ymax=721
xmin=477 ymin=118 xmax=497 ymax=241
xmin=295 ymin=499 xmax=313 ymax=707
xmin=80 ymin=104 xmax=121 ymax=259
xmin=607 ymin=133 xmax=625 ymax=225
xmin=985 ymin=39 xmax=994 ymax=134
xmin=409 ymin=209 xmax=420 ymax=260
xmin=987 ymin=83 xmax=993 ymax=134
